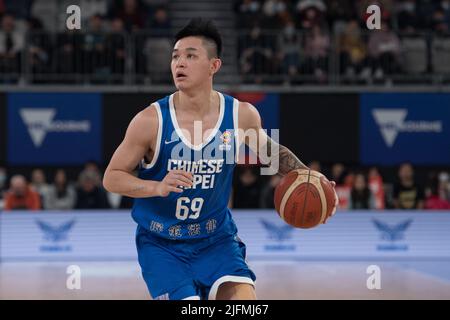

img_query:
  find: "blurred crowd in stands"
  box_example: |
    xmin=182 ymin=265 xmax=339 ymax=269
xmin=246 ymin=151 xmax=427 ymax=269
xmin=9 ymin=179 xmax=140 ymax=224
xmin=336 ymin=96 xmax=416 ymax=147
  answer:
xmin=0 ymin=0 xmax=173 ymax=83
xmin=235 ymin=0 xmax=450 ymax=84
xmin=0 ymin=162 xmax=133 ymax=211
xmin=1 ymin=0 xmax=450 ymax=84
xmin=233 ymin=161 xmax=450 ymax=210
xmin=1 ymin=161 xmax=449 ymax=211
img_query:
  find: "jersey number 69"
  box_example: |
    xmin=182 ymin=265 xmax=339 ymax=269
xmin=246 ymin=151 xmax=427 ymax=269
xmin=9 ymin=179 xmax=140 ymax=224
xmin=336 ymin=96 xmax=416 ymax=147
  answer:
xmin=175 ymin=197 xmax=204 ymax=220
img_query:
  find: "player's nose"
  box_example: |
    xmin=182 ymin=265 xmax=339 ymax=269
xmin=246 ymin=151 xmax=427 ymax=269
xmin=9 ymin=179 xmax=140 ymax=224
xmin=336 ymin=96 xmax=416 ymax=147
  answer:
xmin=175 ymin=56 xmax=186 ymax=68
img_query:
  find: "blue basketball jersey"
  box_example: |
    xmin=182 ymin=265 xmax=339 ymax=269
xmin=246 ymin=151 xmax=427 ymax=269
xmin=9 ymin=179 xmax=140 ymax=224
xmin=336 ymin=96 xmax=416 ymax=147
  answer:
xmin=131 ymin=92 xmax=240 ymax=240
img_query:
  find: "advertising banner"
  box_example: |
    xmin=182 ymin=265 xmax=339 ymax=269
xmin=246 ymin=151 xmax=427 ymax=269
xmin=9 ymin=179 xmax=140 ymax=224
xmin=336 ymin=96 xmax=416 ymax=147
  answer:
xmin=360 ymin=93 xmax=450 ymax=165
xmin=2 ymin=210 xmax=449 ymax=261
xmin=7 ymin=93 xmax=102 ymax=165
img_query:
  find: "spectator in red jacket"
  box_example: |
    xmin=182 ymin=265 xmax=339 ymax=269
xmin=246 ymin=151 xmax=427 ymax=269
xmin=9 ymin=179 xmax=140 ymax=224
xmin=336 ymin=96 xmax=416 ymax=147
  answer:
xmin=425 ymin=173 xmax=450 ymax=210
xmin=368 ymin=167 xmax=385 ymax=209
xmin=4 ymin=175 xmax=41 ymax=211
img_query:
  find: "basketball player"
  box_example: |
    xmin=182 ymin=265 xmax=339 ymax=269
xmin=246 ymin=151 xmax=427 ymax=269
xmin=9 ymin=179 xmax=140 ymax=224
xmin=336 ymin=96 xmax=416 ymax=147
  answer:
xmin=103 ymin=19 xmax=338 ymax=300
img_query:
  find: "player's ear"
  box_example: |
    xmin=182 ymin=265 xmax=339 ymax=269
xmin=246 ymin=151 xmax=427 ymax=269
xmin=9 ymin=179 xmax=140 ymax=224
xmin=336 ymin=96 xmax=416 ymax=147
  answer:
xmin=210 ymin=58 xmax=221 ymax=75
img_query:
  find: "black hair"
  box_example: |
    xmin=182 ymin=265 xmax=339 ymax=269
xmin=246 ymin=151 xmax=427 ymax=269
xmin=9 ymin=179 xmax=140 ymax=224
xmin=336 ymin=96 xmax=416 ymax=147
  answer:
xmin=174 ymin=18 xmax=222 ymax=58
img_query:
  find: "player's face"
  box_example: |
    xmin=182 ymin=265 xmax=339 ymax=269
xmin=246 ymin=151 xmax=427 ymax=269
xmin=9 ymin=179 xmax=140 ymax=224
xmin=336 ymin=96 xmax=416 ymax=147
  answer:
xmin=171 ymin=36 xmax=220 ymax=91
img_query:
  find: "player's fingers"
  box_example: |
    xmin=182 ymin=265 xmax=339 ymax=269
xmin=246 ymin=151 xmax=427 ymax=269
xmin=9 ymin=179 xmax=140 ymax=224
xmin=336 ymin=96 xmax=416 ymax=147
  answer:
xmin=175 ymin=170 xmax=194 ymax=181
xmin=331 ymin=204 xmax=337 ymax=217
xmin=166 ymin=178 xmax=179 ymax=186
xmin=173 ymin=174 xmax=193 ymax=186
xmin=174 ymin=179 xmax=192 ymax=188
xmin=332 ymin=189 xmax=339 ymax=216
xmin=170 ymin=169 xmax=193 ymax=178
xmin=166 ymin=178 xmax=190 ymax=188
xmin=330 ymin=181 xmax=336 ymax=188
xmin=167 ymin=174 xmax=190 ymax=185
xmin=168 ymin=186 xmax=183 ymax=193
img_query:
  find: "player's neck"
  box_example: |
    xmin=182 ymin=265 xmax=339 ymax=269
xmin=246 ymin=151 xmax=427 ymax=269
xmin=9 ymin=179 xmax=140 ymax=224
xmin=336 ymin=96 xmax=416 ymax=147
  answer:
xmin=176 ymin=87 xmax=217 ymax=117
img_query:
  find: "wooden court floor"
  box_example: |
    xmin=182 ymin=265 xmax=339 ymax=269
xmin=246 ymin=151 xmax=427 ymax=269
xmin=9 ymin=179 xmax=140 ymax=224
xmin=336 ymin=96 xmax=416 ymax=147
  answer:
xmin=1 ymin=260 xmax=450 ymax=299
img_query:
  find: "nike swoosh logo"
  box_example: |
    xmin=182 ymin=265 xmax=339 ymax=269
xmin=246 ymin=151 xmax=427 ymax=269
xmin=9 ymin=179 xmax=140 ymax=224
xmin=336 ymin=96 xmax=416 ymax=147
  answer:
xmin=165 ymin=139 xmax=178 ymax=144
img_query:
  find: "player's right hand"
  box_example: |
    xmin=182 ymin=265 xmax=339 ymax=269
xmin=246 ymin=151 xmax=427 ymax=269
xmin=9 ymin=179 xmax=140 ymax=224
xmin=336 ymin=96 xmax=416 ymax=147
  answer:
xmin=156 ymin=170 xmax=194 ymax=197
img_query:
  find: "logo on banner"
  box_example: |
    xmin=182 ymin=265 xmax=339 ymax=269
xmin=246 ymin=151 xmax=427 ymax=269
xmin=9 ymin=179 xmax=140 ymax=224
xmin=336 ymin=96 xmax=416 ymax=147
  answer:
xmin=36 ymin=219 xmax=76 ymax=252
xmin=372 ymin=219 xmax=412 ymax=251
xmin=372 ymin=109 xmax=442 ymax=147
xmin=20 ymin=108 xmax=91 ymax=147
xmin=260 ymin=219 xmax=296 ymax=251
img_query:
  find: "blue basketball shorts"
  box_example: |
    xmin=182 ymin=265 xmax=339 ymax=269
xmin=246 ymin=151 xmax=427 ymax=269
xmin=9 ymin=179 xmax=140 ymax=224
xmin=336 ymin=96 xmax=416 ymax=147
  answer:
xmin=135 ymin=225 xmax=256 ymax=300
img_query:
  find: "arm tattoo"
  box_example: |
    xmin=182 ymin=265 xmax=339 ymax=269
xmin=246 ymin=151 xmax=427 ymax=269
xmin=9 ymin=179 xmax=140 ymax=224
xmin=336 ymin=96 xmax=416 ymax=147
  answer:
xmin=266 ymin=138 xmax=308 ymax=176
xmin=278 ymin=145 xmax=308 ymax=176
xmin=130 ymin=186 xmax=145 ymax=192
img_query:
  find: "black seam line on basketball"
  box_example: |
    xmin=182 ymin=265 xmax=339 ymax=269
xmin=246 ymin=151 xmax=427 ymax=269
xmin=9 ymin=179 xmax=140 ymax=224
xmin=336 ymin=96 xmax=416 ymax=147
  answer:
xmin=300 ymin=169 xmax=311 ymax=227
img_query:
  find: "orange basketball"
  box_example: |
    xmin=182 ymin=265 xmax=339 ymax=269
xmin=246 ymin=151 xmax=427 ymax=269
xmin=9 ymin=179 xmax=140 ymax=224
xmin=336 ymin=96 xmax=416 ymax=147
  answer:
xmin=274 ymin=169 xmax=336 ymax=229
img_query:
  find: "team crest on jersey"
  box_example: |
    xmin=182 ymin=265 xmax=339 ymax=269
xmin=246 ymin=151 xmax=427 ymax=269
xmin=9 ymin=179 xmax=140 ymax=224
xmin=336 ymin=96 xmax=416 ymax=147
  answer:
xmin=219 ymin=130 xmax=232 ymax=151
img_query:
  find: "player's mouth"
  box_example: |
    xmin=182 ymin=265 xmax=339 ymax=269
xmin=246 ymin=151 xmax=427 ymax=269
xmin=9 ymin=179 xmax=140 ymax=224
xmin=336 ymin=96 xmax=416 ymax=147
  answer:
xmin=176 ymin=72 xmax=187 ymax=80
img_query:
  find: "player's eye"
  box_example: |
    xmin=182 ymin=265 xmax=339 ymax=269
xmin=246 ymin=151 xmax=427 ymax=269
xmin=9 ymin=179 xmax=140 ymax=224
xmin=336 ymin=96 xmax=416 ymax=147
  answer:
xmin=172 ymin=55 xmax=179 ymax=60
xmin=187 ymin=54 xmax=195 ymax=59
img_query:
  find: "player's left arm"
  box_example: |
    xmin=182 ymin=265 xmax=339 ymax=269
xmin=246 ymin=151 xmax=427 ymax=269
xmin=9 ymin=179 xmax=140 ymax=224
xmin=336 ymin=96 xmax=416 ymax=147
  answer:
xmin=237 ymin=101 xmax=308 ymax=176
xmin=238 ymin=101 xmax=339 ymax=213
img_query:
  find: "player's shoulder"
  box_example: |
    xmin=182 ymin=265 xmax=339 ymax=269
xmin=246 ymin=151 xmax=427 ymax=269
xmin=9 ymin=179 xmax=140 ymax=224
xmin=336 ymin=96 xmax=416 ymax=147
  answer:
xmin=235 ymin=99 xmax=261 ymax=129
xmin=228 ymin=96 xmax=257 ymax=115
xmin=238 ymin=100 xmax=258 ymax=112
xmin=126 ymin=102 xmax=160 ymax=141
xmin=135 ymin=103 xmax=159 ymax=126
